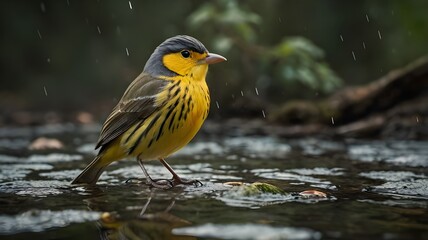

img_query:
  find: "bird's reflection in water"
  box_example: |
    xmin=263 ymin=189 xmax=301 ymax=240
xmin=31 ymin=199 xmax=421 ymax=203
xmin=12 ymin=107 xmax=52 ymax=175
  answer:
xmin=83 ymin=187 xmax=195 ymax=240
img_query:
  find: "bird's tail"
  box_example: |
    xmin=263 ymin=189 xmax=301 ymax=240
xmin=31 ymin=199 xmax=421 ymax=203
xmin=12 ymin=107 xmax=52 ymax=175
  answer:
xmin=71 ymin=156 xmax=108 ymax=185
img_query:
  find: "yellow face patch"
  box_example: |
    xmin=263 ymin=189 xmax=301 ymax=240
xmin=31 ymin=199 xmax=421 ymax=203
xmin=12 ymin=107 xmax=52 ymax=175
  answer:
xmin=162 ymin=51 xmax=208 ymax=77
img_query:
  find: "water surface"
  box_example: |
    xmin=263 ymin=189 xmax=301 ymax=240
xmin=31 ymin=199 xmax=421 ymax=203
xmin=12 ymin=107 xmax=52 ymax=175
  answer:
xmin=0 ymin=123 xmax=427 ymax=239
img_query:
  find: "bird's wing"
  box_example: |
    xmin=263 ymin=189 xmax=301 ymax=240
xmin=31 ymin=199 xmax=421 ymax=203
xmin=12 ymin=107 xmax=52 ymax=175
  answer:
xmin=95 ymin=73 xmax=169 ymax=150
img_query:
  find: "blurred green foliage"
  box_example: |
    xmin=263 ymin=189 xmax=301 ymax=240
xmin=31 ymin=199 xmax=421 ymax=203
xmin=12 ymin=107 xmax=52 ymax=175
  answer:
xmin=188 ymin=0 xmax=342 ymax=97
xmin=188 ymin=0 xmax=261 ymax=45
xmin=271 ymin=37 xmax=342 ymax=93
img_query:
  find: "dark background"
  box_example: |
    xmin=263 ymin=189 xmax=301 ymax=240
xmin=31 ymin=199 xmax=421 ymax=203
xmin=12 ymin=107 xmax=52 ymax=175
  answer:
xmin=1 ymin=0 xmax=427 ymax=123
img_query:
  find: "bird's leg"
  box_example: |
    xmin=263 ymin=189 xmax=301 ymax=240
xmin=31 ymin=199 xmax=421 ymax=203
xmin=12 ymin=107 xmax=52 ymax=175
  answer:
xmin=159 ymin=158 xmax=203 ymax=187
xmin=137 ymin=159 xmax=173 ymax=189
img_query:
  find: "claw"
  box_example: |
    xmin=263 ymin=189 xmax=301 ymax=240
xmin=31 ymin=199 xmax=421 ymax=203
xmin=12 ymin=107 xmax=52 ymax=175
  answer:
xmin=137 ymin=158 xmax=203 ymax=189
xmin=125 ymin=178 xmax=144 ymax=184
xmin=172 ymin=177 xmax=203 ymax=187
xmin=193 ymin=180 xmax=203 ymax=187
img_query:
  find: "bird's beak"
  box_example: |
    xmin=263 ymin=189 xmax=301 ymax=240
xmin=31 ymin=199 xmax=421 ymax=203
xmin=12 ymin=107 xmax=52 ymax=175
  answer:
xmin=203 ymin=53 xmax=227 ymax=65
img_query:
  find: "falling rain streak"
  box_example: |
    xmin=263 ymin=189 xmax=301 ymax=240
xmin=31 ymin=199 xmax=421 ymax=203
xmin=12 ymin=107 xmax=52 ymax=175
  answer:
xmin=125 ymin=48 xmax=130 ymax=56
xmin=97 ymin=26 xmax=101 ymax=34
xmin=331 ymin=117 xmax=335 ymax=125
xmin=339 ymin=35 xmax=344 ymax=42
xmin=262 ymin=110 xmax=266 ymax=118
xmin=40 ymin=2 xmax=46 ymax=13
xmin=43 ymin=86 xmax=48 ymax=96
xmin=255 ymin=87 xmax=259 ymax=95
xmin=215 ymin=101 xmax=220 ymax=109
xmin=240 ymin=91 xmax=244 ymax=96
xmin=128 ymin=1 xmax=133 ymax=9
xmin=366 ymin=14 xmax=370 ymax=22
xmin=378 ymin=30 xmax=382 ymax=40
xmin=362 ymin=41 xmax=366 ymax=50
xmin=37 ymin=29 xmax=42 ymax=39
xmin=352 ymin=51 xmax=356 ymax=61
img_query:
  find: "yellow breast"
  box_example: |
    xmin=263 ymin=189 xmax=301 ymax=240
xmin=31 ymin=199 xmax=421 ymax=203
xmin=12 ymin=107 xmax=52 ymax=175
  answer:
xmin=120 ymin=75 xmax=210 ymax=160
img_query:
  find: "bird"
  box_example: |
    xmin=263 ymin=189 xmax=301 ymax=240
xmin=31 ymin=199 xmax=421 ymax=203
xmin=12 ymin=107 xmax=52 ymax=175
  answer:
xmin=71 ymin=35 xmax=226 ymax=188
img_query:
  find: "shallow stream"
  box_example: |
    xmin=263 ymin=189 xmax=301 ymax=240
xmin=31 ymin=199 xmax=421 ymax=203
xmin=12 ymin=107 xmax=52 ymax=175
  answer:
xmin=0 ymin=123 xmax=427 ymax=239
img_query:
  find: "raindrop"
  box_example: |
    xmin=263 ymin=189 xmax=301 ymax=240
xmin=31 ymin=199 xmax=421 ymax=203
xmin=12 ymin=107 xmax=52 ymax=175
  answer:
xmin=378 ymin=30 xmax=382 ymax=40
xmin=128 ymin=1 xmax=133 ymax=9
xmin=66 ymin=0 xmax=70 ymax=6
xmin=362 ymin=41 xmax=366 ymax=50
xmin=47 ymin=58 xmax=51 ymax=63
xmin=339 ymin=35 xmax=344 ymax=42
xmin=351 ymin=51 xmax=356 ymax=61
xmin=125 ymin=48 xmax=130 ymax=56
xmin=43 ymin=86 xmax=48 ymax=96
xmin=262 ymin=110 xmax=266 ymax=118
xmin=231 ymin=94 xmax=235 ymax=99
xmin=331 ymin=117 xmax=335 ymax=125
xmin=365 ymin=14 xmax=370 ymax=22
xmin=116 ymin=26 xmax=122 ymax=35
xmin=37 ymin=29 xmax=42 ymax=39
xmin=97 ymin=25 xmax=101 ymax=34
xmin=215 ymin=101 xmax=220 ymax=109
xmin=255 ymin=87 xmax=259 ymax=95
xmin=40 ymin=2 xmax=46 ymax=13
xmin=240 ymin=91 xmax=244 ymax=96
xmin=416 ymin=116 xmax=419 ymax=123
xmin=278 ymin=17 xmax=282 ymax=23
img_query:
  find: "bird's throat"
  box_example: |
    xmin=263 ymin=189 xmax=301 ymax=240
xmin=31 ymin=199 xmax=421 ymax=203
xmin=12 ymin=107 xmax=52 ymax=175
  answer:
xmin=190 ymin=64 xmax=208 ymax=82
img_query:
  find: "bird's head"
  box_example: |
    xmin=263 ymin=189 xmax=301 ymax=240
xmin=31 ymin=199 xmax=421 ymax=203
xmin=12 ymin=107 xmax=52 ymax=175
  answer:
xmin=143 ymin=35 xmax=226 ymax=80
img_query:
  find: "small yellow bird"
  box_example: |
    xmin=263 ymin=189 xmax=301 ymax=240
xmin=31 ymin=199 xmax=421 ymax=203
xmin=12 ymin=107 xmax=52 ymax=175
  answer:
xmin=72 ymin=35 xmax=226 ymax=188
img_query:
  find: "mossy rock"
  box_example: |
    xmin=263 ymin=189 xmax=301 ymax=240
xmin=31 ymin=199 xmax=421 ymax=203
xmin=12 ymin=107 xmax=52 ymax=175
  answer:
xmin=224 ymin=182 xmax=284 ymax=196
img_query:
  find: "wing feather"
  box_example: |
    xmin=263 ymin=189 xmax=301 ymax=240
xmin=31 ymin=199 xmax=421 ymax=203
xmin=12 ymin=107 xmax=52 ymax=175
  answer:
xmin=95 ymin=73 xmax=169 ymax=150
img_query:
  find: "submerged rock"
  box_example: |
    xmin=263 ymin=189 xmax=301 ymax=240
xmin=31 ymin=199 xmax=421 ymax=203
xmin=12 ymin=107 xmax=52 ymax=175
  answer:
xmin=28 ymin=137 xmax=64 ymax=150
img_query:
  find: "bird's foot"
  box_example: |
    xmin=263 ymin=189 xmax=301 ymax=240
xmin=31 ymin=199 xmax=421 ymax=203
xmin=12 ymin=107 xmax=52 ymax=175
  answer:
xmin=125 ymin=177 xmax=173 ymax=189
xmin=146 ymin=178 xmax=174 ymax=189
xmin=125 ymin=177 xmax=202 ymax=189
xmin=147 ymin=177 xmax=202 ymax=189
xmin=171 ymin=177 xmax=203 ymax=187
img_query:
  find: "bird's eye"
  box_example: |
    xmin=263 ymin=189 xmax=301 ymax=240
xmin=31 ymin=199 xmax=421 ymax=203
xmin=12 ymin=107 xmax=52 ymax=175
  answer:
xmin=181 ymin=50 xmax=191 ymax=58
